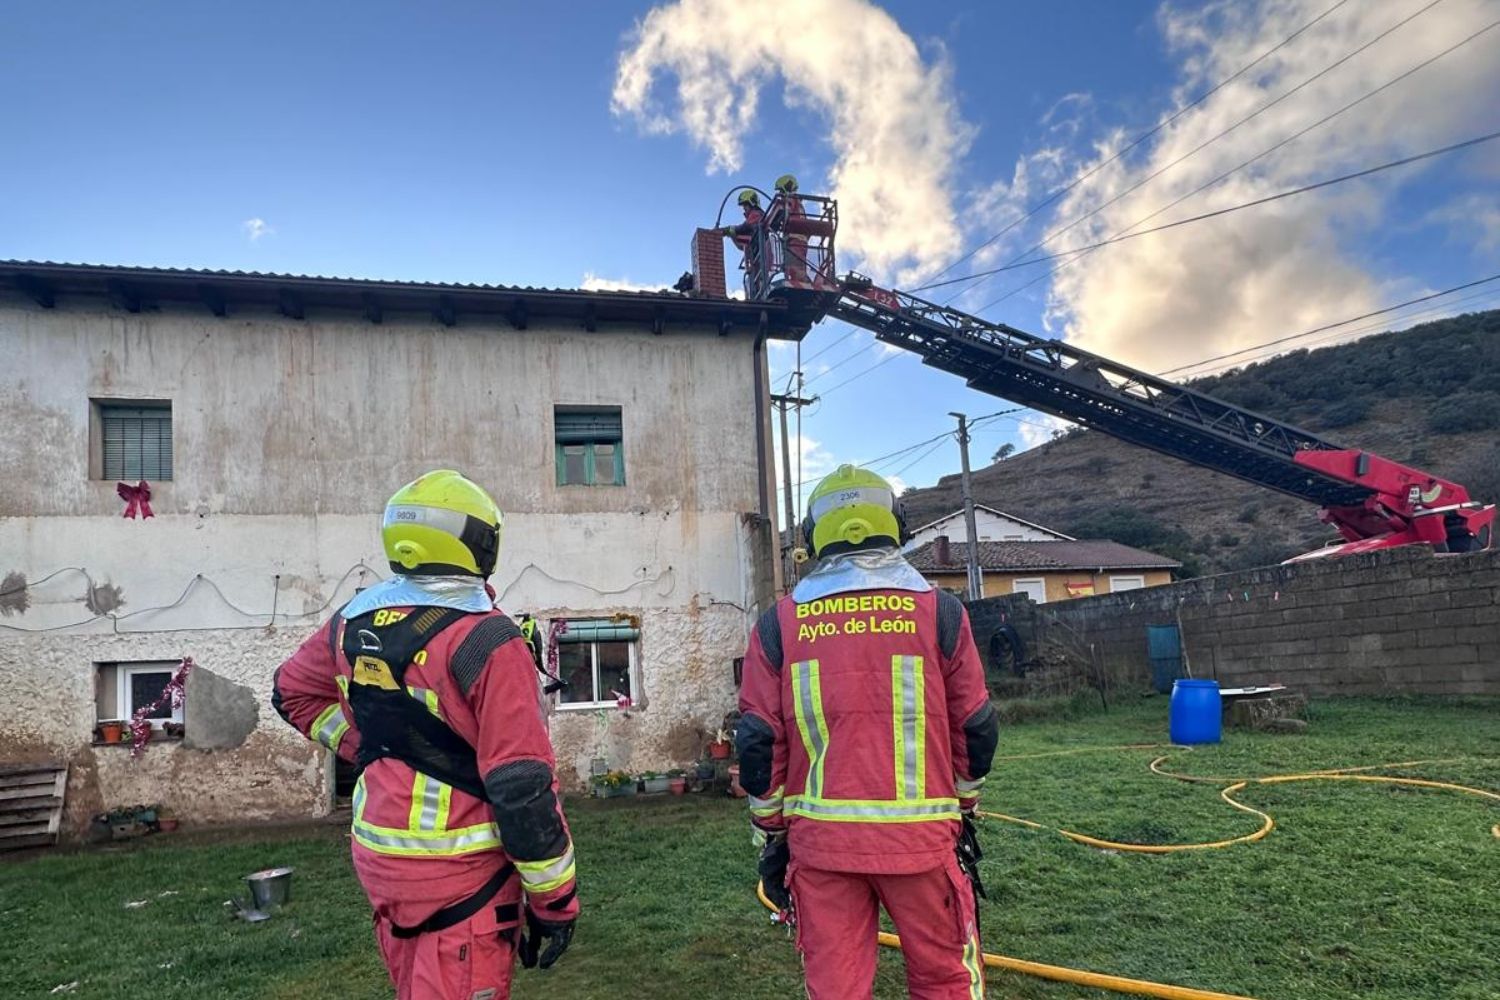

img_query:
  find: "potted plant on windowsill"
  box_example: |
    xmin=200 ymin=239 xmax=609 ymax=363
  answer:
xmin=97 ymin=720 xmax=126 ymax=744
xmin=163 ymin=721 xmax=185 ymax=739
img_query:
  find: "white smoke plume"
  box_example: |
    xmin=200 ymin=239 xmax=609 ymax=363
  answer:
xmin=612 ymin=0 xmax=972 ymax=285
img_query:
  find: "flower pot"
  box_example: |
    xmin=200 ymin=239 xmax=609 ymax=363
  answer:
xmin=157 ymin=818 xmax=180 ymax=833
xmin=708 ymin=741 xmax=731 ymax=760
xmin=641 ymin=777 xmax=671 ymax=795
xmin=695 ymin=762 xmax=716 ymax=780
xmin=607 ymin=783 xmax=636 ymax=798
xmin=99 ymin=722 xmax=124 ymax=744
xmin=669 ymin=778 xmax=687 ymax=796
xmin=727 ymin=765 xmax=746 ymax=799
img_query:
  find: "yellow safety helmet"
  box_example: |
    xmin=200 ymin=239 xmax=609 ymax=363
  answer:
xmin=774 ymin=174 xmax=798 ymax=193
xmin=738 ymin=189 xmax=760 ymax=208
xmin=382 ymin=470 xmax=503 ymax=578
xmin=803 ymin=464 xmax=903 ymax=558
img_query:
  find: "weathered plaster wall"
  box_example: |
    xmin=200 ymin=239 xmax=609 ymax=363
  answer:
xmin=0 ymin=296 xmax=776 ymax=832
xmin=2 ymin=627 xmax=326 ymax=835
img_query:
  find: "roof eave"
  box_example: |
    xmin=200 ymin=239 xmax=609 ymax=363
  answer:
xmin=0 ymin=260 xmax=811 ymax=339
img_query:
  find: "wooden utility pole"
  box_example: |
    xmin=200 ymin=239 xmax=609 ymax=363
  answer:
xmin=772 ymin=390 xmax=817 ymax=590
xmin=950 ymin=411 xmax=984 ymax=601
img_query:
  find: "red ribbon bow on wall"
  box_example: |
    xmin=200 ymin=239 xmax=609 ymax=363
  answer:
xmin=117 ymin=481 xmax=154 ymax=519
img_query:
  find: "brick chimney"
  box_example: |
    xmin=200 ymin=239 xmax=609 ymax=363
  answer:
xmin=935 ymin=534 xmax=951 ymax=567
xmin=691 ymin=228 xmax=728 ymax=299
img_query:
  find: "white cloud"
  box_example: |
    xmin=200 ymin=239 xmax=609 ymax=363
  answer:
xmin=885 ymin=474 xmax=910 ymax=496
xmin=1424 ymin=193 xmax=1500 ymax=252
xmin=1019 ymin=0 xmax=1500 ymax=372
xmin=580 ymin=271 xmax=672 ymax=293
xmin=241 ymin=218 xmax=273 ymax=242
xmin=1016 ymin=413 xmax=1069 ymax=451
xmin=612 ymin=0 xmax=973 ymax=285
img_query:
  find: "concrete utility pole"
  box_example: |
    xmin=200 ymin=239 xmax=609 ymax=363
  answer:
xmin=772 ymin=390 xmax=817 ymax=590
xmin=949 ymin=411 xmax=984 ymax=601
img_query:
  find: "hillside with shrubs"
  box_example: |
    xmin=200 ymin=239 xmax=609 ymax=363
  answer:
xmin=902 ymin=309 xmax=1500 ymax=576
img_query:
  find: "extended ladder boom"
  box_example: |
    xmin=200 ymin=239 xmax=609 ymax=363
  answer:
xmin=822 ymin=277 xmax=1493 ymax=555
xmin=717 ymin=185 xmax=1492 ymax=555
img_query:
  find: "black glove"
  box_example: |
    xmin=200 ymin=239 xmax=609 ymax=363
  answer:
xmin=518 ymin=909 xmax=574 ymax=971
xmin=956 ymin=813 xmax=986 ymax=901
xmin=758 ymin=834 xmax=792 ymax=915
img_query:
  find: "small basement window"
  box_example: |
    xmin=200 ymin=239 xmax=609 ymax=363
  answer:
xmin=95 ymin=661 xmax=184 ymax=730
xmin=95 ymin=400 xmax=173 ymax=481
xmin=554 ymin=406 xmax=623 ymax=486
xmin=554 ymin=620 xmax=640 ymax=709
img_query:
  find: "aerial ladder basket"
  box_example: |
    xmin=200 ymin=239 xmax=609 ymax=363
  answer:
xmin=743 ymin=192 xmax=841 ymax=315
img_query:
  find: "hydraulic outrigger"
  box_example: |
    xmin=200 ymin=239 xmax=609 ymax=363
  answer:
xmin=723 ymin=186 xmax=1494 ymax=559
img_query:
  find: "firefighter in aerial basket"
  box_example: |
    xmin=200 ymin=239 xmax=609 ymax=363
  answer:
xmin=723 ymin=188 xmax=767 ymax=283
xmin=736 ymin=464 xmax=1000 ymax=999
xmin=271 ymin=470 xmax=578 ymax=1000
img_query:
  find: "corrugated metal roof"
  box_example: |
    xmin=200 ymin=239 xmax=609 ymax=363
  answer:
xmin=907 ymin=539 xmax=1181 ymax=572
xmin=0 ymin=259 xmax=682 ymax=298
xmin=0 ymin=259 xmax=810 ymax=337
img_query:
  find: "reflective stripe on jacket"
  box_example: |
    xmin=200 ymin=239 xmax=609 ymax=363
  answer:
xmin=738 ymin=586 xmax=993 ymax=875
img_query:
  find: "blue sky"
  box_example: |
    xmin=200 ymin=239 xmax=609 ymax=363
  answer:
xmin=4 ymin=0 xmax=1497 ymax=511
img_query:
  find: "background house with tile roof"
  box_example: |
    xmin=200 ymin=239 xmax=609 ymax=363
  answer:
xmin=906 ymin=537 xmax=1180 ymax=603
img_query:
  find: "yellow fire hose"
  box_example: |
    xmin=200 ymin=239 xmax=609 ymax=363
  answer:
xmin=755 ymin=745 xmax=1500 ymax=999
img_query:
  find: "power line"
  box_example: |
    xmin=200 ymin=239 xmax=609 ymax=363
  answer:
xmin=803 ymin=334 xmax=884 ymax=386
xmin=930 ymin=0 xmax=1447 ymax=300
xmin=1176 ymin=292 xmax=1500 ymax=381
xmin=815 ymin=4 xmax=1470 ymax=402
xmin=817 ymin=352 xmax=906 ymax=397
xmin=914 ymin=129 xmax=1500 ymax=290
xmin=917 ymin=0 xmax=1355 ymax=289
xmin=1157 ymin=273 xmax=1500 ymax=377
xmin=972 ymin=13 xmax=1500 ymax=315
xmin=888 ymin=437 xmax=953 ymax=480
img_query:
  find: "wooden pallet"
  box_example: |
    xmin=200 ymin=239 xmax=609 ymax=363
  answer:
xmin=0 ymin=763 xmax=68 ymax=851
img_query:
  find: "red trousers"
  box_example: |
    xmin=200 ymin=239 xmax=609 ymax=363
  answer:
xmin=372 ymin=885 xmax=523 ymax=1000
xmin=790 ymin=857 xmax=985 ymax=999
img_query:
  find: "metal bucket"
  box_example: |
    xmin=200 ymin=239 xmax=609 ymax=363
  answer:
xmin=245 ymin=867 xmax=294 ymax=910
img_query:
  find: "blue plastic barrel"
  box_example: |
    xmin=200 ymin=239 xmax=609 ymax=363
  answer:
xmin=1169 ymin=679 xmax=1222 ymax=745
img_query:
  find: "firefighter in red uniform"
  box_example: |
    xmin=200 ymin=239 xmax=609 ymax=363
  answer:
xmin=723 ymin=189 xmax=766 ymax=293
xmin=272 ymin=470 xmax=578 ymax=1000
xmin=771 ymin=173 xmax=810 ymax=286
xmin=737 ymin=464 xmax=999 ymax=1000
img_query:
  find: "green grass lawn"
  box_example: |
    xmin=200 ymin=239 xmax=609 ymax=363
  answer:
xmin=2 ymin=697 xmax=1497 ymax=999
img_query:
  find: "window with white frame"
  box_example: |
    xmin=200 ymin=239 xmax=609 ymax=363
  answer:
xmin=554 ymin=620 xmax=640 ymax=708
xmin=1012 ymin=578 xmax=1047 ymax=602
xmin=1110 ymin=575 xmax=1146 ymax=593
xmin=95 ymin=661 xmax=184 ymax=727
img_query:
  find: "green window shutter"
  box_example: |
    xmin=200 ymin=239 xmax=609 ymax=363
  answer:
xmin=100 ymin=404 xmax=172 ymax=481
xmin=554 ymin=408 xmax=622 ymax=444
xmin=556 ymin=621 xmax=641 ymax=644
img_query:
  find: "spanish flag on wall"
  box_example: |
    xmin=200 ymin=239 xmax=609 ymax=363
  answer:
xmin=1065 ymin=580 xmax=1096 ymax=598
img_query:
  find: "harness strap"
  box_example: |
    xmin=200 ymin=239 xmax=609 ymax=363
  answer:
xmin=388 ymin=862 xmax=517 ymax=939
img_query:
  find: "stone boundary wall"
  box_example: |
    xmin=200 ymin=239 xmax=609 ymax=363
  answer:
xmin=967 ymin=546 xmax=1500 ymax=697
